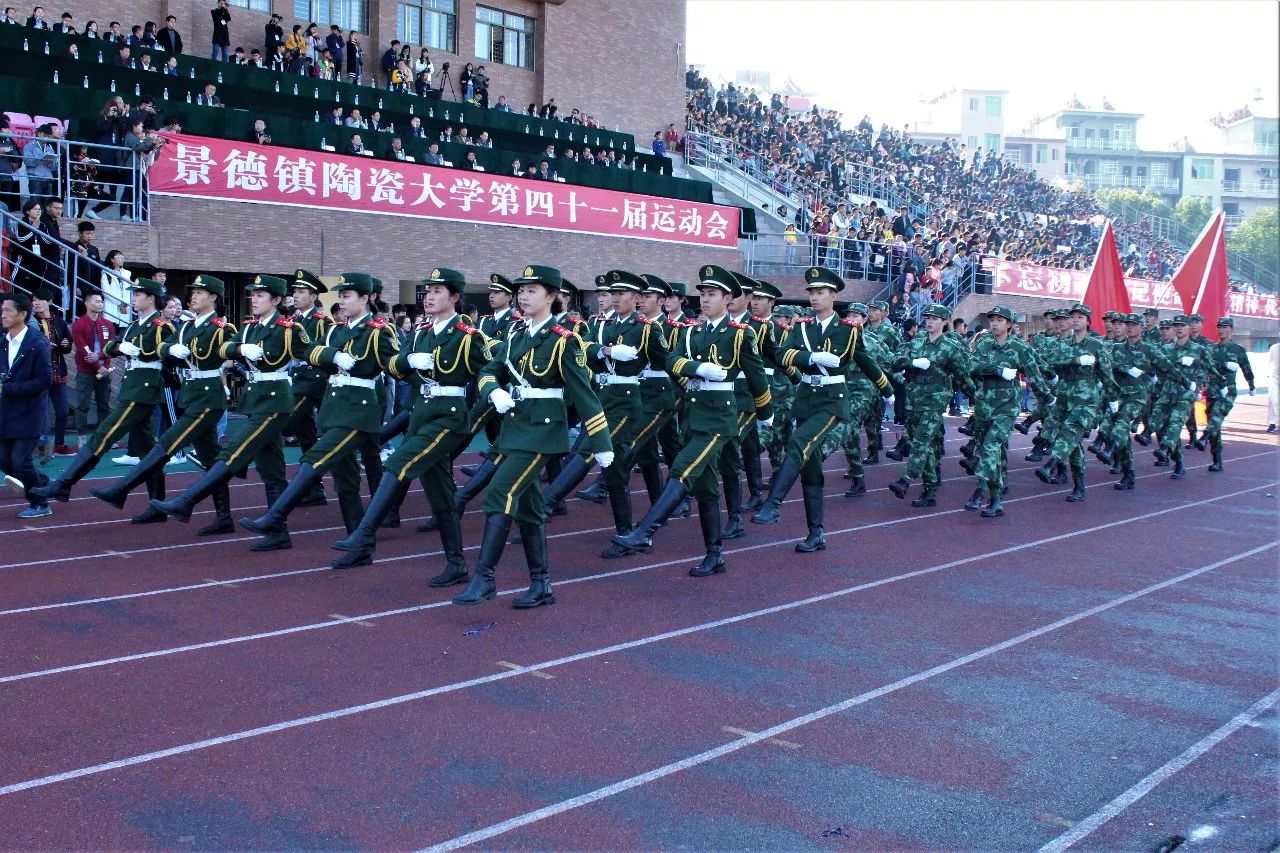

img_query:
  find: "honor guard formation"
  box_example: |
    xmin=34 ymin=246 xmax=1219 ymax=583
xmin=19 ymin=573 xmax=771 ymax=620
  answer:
xmin=14 ymin=263 xmax=1256 ymax=609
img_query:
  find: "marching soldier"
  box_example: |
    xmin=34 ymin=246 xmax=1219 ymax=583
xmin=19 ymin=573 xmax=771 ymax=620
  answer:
xmin=1146 ymin=314 xmax=1227 ymax=479
xmin=1033 ymin=303 xmax=1118 ymax=500
xmin=240 ymin=273 xmax=398 ymax=550
xmin=285 ymin=268 xmax=332 ymax=507
xmin=1182 ymin=312 xmax=1213 ymax=447
xmin=837 ymin=302 xmax=891 ymax=497
xmin=33 ymin=278 xmax=175 ymax=514
xmin=744 ymin=279 xmax=790 ymax=505
xmin=478 ymin=274 xmax=517 ymax=338
xmin=1095 ymin=313 xmax=1154 ymax=490
xmin=612 ymin=265 xmax=771 ymax=576
xmin=860 ymin=299 xmax=901 ymax=463
xmin=329 ymin=268 xmax=489 ymax=576
xmin=631 ymin=274 xmax=681 ymax=510
xmin=717 ymin=273 xmax=764 ymax=537
xmin=887 ymin=303 xmax=974 ymax=507
xmin=89 ymin=275 xmax=237 ymax=533
xmin=762 ymin=303 xmax=800 ymax=478
xmin=1199 ymin=317 xmax=1255 ymax=472
xmin=452 ymin=264 xmax=614 ymax=608
xmin=961 ymin=305 xmax=1049 ymax=517
xmin=151 ymin=275 xmax=312 ymax=527
xmin=752 ymin=268 xmax=889 ymax=550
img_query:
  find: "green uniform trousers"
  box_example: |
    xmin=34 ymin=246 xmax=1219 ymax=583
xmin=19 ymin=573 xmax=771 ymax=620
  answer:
xmin=154 ymin=407 xmax=221 ymax=470
xmin=972 ymin=388 xmax=1018 ymax=488
xmin=903 ymin=389 xmax=951 ymax=486
xmin=218 ymin=411 xmax=288 ymax=490
xmin=480 ymin=450 xmax=550 ymax=525
xmin=789 ymin=412 xmax=844 ymax=486
xmin=1045 ymin=380 xmax=1100 ymax=473
xmin=1107 ymin=395 xmax=1147 ymax=466
xmin=385 ymin=426 xmax=468 ymax=513
xmin=86 ymin=399 xmax=157 ymax=460
xmin=301 ymin=426 xmax=382 ymax=498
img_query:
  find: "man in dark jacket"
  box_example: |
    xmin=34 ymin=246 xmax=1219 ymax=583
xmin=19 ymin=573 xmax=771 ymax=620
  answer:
xmin=325 ymin=25 xmax=344 ymax=77
xmin=264 ymin=13 xmax=284 ymax=56
xmin=156 ymin=15 xmax=183 ymax=53
xmin=380 ymin=40 xmax=400 ymax=90
xmin=0 ymin=291 xmax=54 ymax=518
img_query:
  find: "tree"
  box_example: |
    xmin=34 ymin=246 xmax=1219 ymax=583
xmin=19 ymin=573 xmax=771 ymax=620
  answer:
xmin=1093 ymin=188 xmax=1173 ymax=224
xmin=1226 ymin=207 xmax=1279 ymax=274
xmin=1174 ymin=196 xmax=1213 ymax=237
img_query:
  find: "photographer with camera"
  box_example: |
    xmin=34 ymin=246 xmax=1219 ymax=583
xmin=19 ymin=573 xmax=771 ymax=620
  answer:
xmin=0 ymin=291 xmax=54 ymax=519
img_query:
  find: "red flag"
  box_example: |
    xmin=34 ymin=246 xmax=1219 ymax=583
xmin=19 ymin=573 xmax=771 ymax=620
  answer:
xmin=1081 ymin=220 xmax=1131 ymax=333
xmin=1191 ymin=214 xmax=1230 ymax=341
xmin=1169 ymin=211 xmax=1222 ymax=316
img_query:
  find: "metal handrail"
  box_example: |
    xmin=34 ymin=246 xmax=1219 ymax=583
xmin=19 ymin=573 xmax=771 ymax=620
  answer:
xmin=2 ymin=208 xmax=134 ymax=325
xmin=5 ymin=132 xmax=151 ymax=224
xmin=1065 ymin=137 xmax=1139 ymax=152
xmin=1221 ymin=179 xmax=1278 ymax=195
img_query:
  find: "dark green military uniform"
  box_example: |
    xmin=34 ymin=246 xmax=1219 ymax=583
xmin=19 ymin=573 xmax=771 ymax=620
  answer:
xmin=33 ymin=278 xmax=175 ymax=505
xmin=284 ymin=268 xmax=333 ymax=505
xmin=88 ymin=275 xmax=237 ymax=531
xmin=754 ymin=268 xmax=889 ymax=547
xmin=631 ymin=274 xmax=681 ymax=507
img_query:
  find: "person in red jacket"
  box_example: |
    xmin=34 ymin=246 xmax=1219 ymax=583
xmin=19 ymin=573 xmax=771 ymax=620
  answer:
xmin=70 ymin=291 xmax=115 ymax=448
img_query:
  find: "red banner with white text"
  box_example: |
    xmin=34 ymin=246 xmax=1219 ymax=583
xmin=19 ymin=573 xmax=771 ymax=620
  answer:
xmin=148 ymin=133 xmax=739 ymax=249
xmin=988 ymin=259 xmax=1278 ymax=321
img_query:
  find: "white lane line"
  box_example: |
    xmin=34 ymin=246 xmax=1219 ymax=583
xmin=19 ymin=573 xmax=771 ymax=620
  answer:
xmin=0 ymin=503 xmax=1273 ymax=798
xmin=420 ymin=541 xmax=1280 ymax=853
xmin=1038 ymin=687 xmax=1280 ymax=853
xmin=1 ymin=471 xmax=1274 ymax=685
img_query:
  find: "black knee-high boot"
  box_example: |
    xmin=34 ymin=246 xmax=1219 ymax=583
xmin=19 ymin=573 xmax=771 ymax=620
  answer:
xmin=640 ymin=462 xmax=663 ymax=505
xmin=453 ymin=456 xmax=499 ymax=511
xmin=331 ymin=473 xmax=409 ymax=568
xmin=240 ymin=464 xmax=323 ymax=550
xmin=452 ymin=513 xmax=511 ymax=605
xmin=196 ymin=482 xmax=234 ymax=535
xmin=543 ymin=453 xmax=594 ymax=507
xmin=512 ymin=522 xmax=554 ymax=608
xmin=613 ymin=478 xmax=688 ymax=550
xmin=750 ymin=454 xmax=801 ymax=524
xmin=721 ymin=472 xmax=745 ymax=539
xmin=150 ymin=460 xmax=231 ymax=522
xmin=427 ymin=510 xmax=469 ymax=587
xmin=743 ymin=448 xmax=764 ymax=512
xmin=89 ymin=443 xmax=169 ymax=509
xmin=31 ymin=443 xmax=99 ymax=502
xmin=795 ymin=483 xmax=827 ymax=552
xmin=688 ymin=498 xmax=725 ymax=577
xmin=131 ymin=468 xmax=169 ymax=524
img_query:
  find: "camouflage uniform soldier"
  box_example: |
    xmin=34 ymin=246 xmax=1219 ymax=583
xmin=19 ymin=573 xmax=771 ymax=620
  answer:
xmin=887 ymin=304 xmax=974 ymax=507
xmin=762 ymin=304 xmax=800 ymax=473
xmin=1096 ymin=314 xmax=1154 ymax=490
xmin=1087 ymin=311 xmax=1125 ymax=457
xmin=838 ymin=303 xmax=891 ymax=497
xmin=1034 ymin=303 xmax=1119 ymax=500
xmin=960 ymin=305 xmax=1050 ymax=517
xmin=1026 ymin=308 xmax=1071 ymax=476
xmin=1146 ymin=314 xmax=1227 ymax=478
xmin=1199 ymin=317 xmax=1255 ymax=471
xmin=1133 ymin=307 xmax=1164 ymax=443
xmin=860 ymin=299 xmax=902 ymax=463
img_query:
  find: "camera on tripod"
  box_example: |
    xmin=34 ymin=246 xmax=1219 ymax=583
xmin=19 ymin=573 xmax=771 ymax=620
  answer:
xmin=441 ymin=62 xmax=450 ymax=74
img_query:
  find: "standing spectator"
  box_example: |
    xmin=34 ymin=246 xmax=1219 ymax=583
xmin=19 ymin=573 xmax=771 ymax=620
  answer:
xmin=22 ymin=123 xmax=58 ymax=199
xmin=345 ymin=31 xmax=362 ymax=84
xmin=98 ymin=249 xmax=131 ymax=321
xmin=8 ymin=200 xmax=56 ymax=297
xmin=325 ymin=25 xmax=344 ymax=78
xmin=31 ymin=288 xmax=71 ymax=455
xmin=0 ymin=291 xmax=54 ymax=518
xmin=209 ymin=0 xmax=230 ymax=61
xmin=0 ymin=115 xmax=20 ymax=212
xmin=651 ymin=131 xmax=666 ymax=158
xmin=70 ymin=291 xmax=114 ymax=443
xmin=380 ymin=39 xmax=400 ymax=89
xmin=414 ymin=47 xmax=433 ymax=79
xmin=263 ymin=12 xmax=284 ymax=56
xmin=70 ymin=221 xmax=101 ymax=304
xmin=284 ymin=23 xmax=304 ymax=57
xmin=783 ymin=222 xmax=798 ymax=264
xmin=38 ymin=197 xmax=66 ymax=273
xmin=156 ymin=15 xmax=182 ymax=53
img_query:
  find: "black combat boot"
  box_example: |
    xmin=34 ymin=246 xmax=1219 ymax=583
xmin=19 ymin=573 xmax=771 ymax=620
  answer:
xmin=196 ymin=482 xmax=235 ymax=535
xmin=149 ymin=461 xmax=231 ymax=523
xmin=575 ymin=469 xmax=608 ymax=504
xmin=241 ymin=464 xmax=324 ymax=551
xmin=427 ymin=510 xmax=469 ymax=587
xmin=1114 ymin=461 xmax=1135 ymax=490
xmin=452 ymin=513 xmax=510 ymax=605
xmin=981 ymin=484 xmax=1004 ymax=518
xmin=888 ymin=477 xmax=910 ymax=499
xmin=964 ymin=485 xmax=987 ymax=511
xmin=1153 ymin=447 xmax=1170 ymax=466
xmin=613 ymin=478 xmax=688 ymax=551
xmin=1066 ymin=468 xmax=1086 ymax=502
xmin=1133 ymin=427 xmax=1152 ymax=446
xmin=750 ymin=454 xmax=800 ymax=524
xmin=1034 ymin=459 xmax=1058 ymax=484
xmin=885 ymin=436 xmax=909 ymax=462
xmin=861 ymin=448 xmax=879 ymax=465
xmin=1049 ymin=460 xmax=1068 ymax=485
xmin=331 ymin=474 xmax=408 ymax=568
xmin=1170 ymin=453 xmax=1186 ymax=480
xmin=795 ymin=484 xmax=827 ymax=553
xmin=688 ymin=498 xmax=726 ymax=577
xmin=512 ymin=522 xmax=554 ymax=608
xmin=843 ymin=475 xmax=866 ymax=498
xmin=911 ymin=485 xmax=937 ymax=508
xmin=31 ymin=443 xmax=99 ymax=502
xmin=89 ymin=443 xmax=169 ymax=509
xmin=601 ymin=476 xmax=645 ymax=558
xmin=721 ymin=472 xmax=745 ymax=540
xmin=131 ymin=469 xmax=169 ymax=524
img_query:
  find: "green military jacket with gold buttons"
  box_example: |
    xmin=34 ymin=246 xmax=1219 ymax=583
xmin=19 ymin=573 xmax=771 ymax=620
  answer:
xmin=219 ymin=311 xmax=312 ymax=415
xmin=583 ymin=309 xmax=670 ymax=423
xmin=779 ymin=313 xmax=890 ymax=422
xmin=667 ymin=314 xmax=773 ymax=436
xmin=159 ymin=312 xmax=237 ymax=412
xmin=103 ymin=310 xmax=176 ymax=405
xmin=387 ymin=313 xmax=490 ymax=435
xmin=290 ymin=306 xmax=334 ymax=398
xmin=306 ymin=312 xmax=400 ymax=433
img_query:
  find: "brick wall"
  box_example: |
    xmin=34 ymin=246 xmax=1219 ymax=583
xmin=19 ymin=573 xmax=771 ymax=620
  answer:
xmin=148 ymin=195 xmax=739 ymax=304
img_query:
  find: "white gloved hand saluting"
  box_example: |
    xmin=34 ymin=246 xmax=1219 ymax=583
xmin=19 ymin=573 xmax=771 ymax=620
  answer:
xmin=695 ymin=362 xmax=728 ymax=381
xmin=594 ymin=450 xmax=615 ymax=469
xmin=117 ymin=341 xmax=141 ymax=357
xmin=168 ymin=343 xmax=191 ymax=360
xmin=1224 ymin=360 xmax=1238 ymax=372
xmin=1179 ymin=356 xmax=1195 ymax=367
xmin=810 ymin=351 xmax=841 ymax=369
xmin=999 ymin=367 xmax=1018 ymax=381
xmin=1126 ymin=366 xmax=1144 ymax=378
xmin=238 ymin=343 xmax=263 ymax=361
xmin=608 ymin=344 xmax=638 ymax=362
xmin=333 ymin=352 xmax=356 ymax=371
xmin=489 ymin=387 xmax=515 ymax=414
xmin=407 ymin=352 xmax=434 ymax=371
xmin=1109 ymin=400 xmax=1120 ymax=413
xmin=911 ymin=357 xmax=931 ymax=370
xmin=1077 ymin=354 xmax=1096 ymax=366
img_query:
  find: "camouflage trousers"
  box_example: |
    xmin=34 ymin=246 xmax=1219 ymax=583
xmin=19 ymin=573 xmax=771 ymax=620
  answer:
xmin=763 ymin=380 xmax=796 ymax=469
xmin=1150 ymin=386 xmax=1195 ymax=464
xmin=841 ymin=381 xmax=882 ymax=478
xmin=1106 ymin=394 xmax=1148 ymax=466
xmin=971 ymin=387 xmax=1019 ymax=490
xmin=1045 ymin=380 xmax=1101 ymax=473
xmin=902 ymin=388 xmax=952 ymax=487
xmin=1203 ymin=386 xmax=1236 ymax=451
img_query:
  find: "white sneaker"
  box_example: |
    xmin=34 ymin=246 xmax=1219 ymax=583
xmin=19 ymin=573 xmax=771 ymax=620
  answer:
xmin=120 ymin=215 xmax=132 ymax=223
xmin=3 ymin=475 xmax=24 ymax=498
xmin=166 ymin=452 xmax=187 ymax=466
xmin=85 ymin=209 xmax=101 ymax=220
xmin=112 ymin=454 xmax=140 ymax=465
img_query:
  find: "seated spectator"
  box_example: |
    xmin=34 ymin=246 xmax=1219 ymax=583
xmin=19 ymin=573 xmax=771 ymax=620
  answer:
xmin=387 ymin=137 xmax=407 ymax=161
xmin=461 ymin=150 xmax=481 ymax=171
xmin=65 ymin=42 xmax=79 ymax=59
xmin=423 ymin=142 xmax=444 ymax=166
xmin=457 ymin=127 xmax=472 ymax=145
xmin=344 ymin=108 xmax=367 ymax=129
xmin=493 ymin=95 xmax=512 ymax=113
xmin=540 ymin=99 xmax=558 ymax=120
xmin=112 ymin=45 xmax=135 ymax=68
xmin=196 ymin=83 xmax=222 ymax=107
xmin=138 ymin=53 xmax=156 ymax=72
xmin=439 ymin=125 xmax=453 ymax=144
xmin=127 ymin=24 xmax=143 ymax=46
xmin=406 ymin=116 xmax=425 ymax=139
xmin=345 ymin=134 xmax=365 ymax=156
xmin=414 ymin=70 xmax=432 ymax=97
xmin=391 ymin=59 xmax=412 ymax=92
xmin=246 ymin=118 xmax=271 ymax=145
xmin=163 ymin=55 xmax=179 ymax=75
xmin=510 ymin=158 xmax=522 ymax=176
xmin=247 ymin=48 xmax=264 ymax=67
xmin=368 ymin=110 xmax=384 ymax=132
xmin=535 ymin=159 xmax=557 ymax=181
xmin=524 ymin=103 xmax=537 ymax=117
xmin=230 ymin=46 xmax=247 ymax=64
xmin=327 ymin=105 xmax=344 ymax=125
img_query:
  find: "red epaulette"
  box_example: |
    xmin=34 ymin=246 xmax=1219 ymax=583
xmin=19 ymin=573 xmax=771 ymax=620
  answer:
xmin=550 ymin=324 xmax=574 ymax=339
xmin=566 ymin=312 xmax=583 ymax=324
xmin=635 ymin=314 xmax=652 ymax=324
xmin=682 ymin=319 xmax=701 ymax=327
xmin=245 ymin=318 xmax=258 ymax=325
xmin=312 ymin=309 xmax=327 ymax=321
xmin=794 ymin=316 xmax=814 ymax=324
xmin=752 ymin=315 xmax=771 ymax=324
xmin=368 ymin=317 xmax=388 ymax=330
xmin=210 ymin=317 xmax=227 ymax=329
xmin=665 ymin=319 xmax=684 ymax=328
xmin=275 ymin=316 xmax=294 ymax=328
xmin=152 ymin=316 xmax=168 ymax=327
xmin=727 ymin=320 xmax=750 ymax=330
xmin=456 ymin=320 xmax=479 ymax=335
xmin=840 ymin=317 xmax=859 ymax=327
xmin=511 ymin=311 xmax=524 ymax=321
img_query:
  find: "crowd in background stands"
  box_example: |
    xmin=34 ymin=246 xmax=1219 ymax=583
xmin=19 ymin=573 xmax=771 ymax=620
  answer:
xmin=684 ymin=70 xmax=1199 ymax=292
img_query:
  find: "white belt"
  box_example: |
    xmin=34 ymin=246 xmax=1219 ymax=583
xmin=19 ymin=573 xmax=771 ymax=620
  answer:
xmin=687 ymin=379 xmax=734 ymax=392
xmin=251 ymin=369 xmax=293 ymax=383
xmin=595 ymin=374 xmax=640 ymax=385
xmin=420 ymin=383 xmax=467 ymax=398
xmin=802 ymin=375 xmax=846 ymax=387
xmin=329 ymin=374 xmax=377 ymax=389
xmin=511 ymin=386 xmax=563 ymax=400
xmin=641 ymin=368 xmax=669 ymax=379
xmin=126 ymin=359 xmax=162 ymax=370
xmin=763 ymin=367 xmax=775 ymax=376
xmin=182 ymin=368 xmax=224 ymax=380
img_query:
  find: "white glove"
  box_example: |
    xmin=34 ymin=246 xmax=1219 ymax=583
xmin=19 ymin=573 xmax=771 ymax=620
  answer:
xmin=911 ymin=357 xmax=931 ymax=370
xmin=595 ymin=450 xmax=615 ymax=469
xmin=1179 ymin=356 xmax=1194 ymax=367
xmin=1188 ymin=381 xmax=1197 ymax=392
xmin=117 ymin=341 xmax=141 ymax=357
xmin=1109 ymin=400 xmax=1120 ymax=413
xmin=168 ymin=343 xmax=191 ymax=359
xmin=333 ymin=351 xmax=356 ymax=371
xmin=407 ymin=352 xmax=434 ymax=371
xmin=1126 ymin=366 xmax=1144 ymax=378
xmin=1224 ymin=361 xmax=1238 ymax=372
xmin=1248 ymin=387 xmax=1255 ymax=396
xmin=489 ymin=387 xmax=515 ymax=413
xmin=810 ymin=351 xmax=841 ymax=369
xmin=1219 ymin=386 xmax=1230 ymax=398
xmin=695 ymin=362 xmax=728 ymax=381
xmin=608 ymin=344 xmax=638 ymax=362
xmin=999 ymin=367 xmax=1017 ymax=381
xmin=758 ymin=416 xmax=774 ymax=428
xmin=1077 ymin=354 xmax=1096 ymax=366
xmin=238 ymin=343 xmax=263 ymax=361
